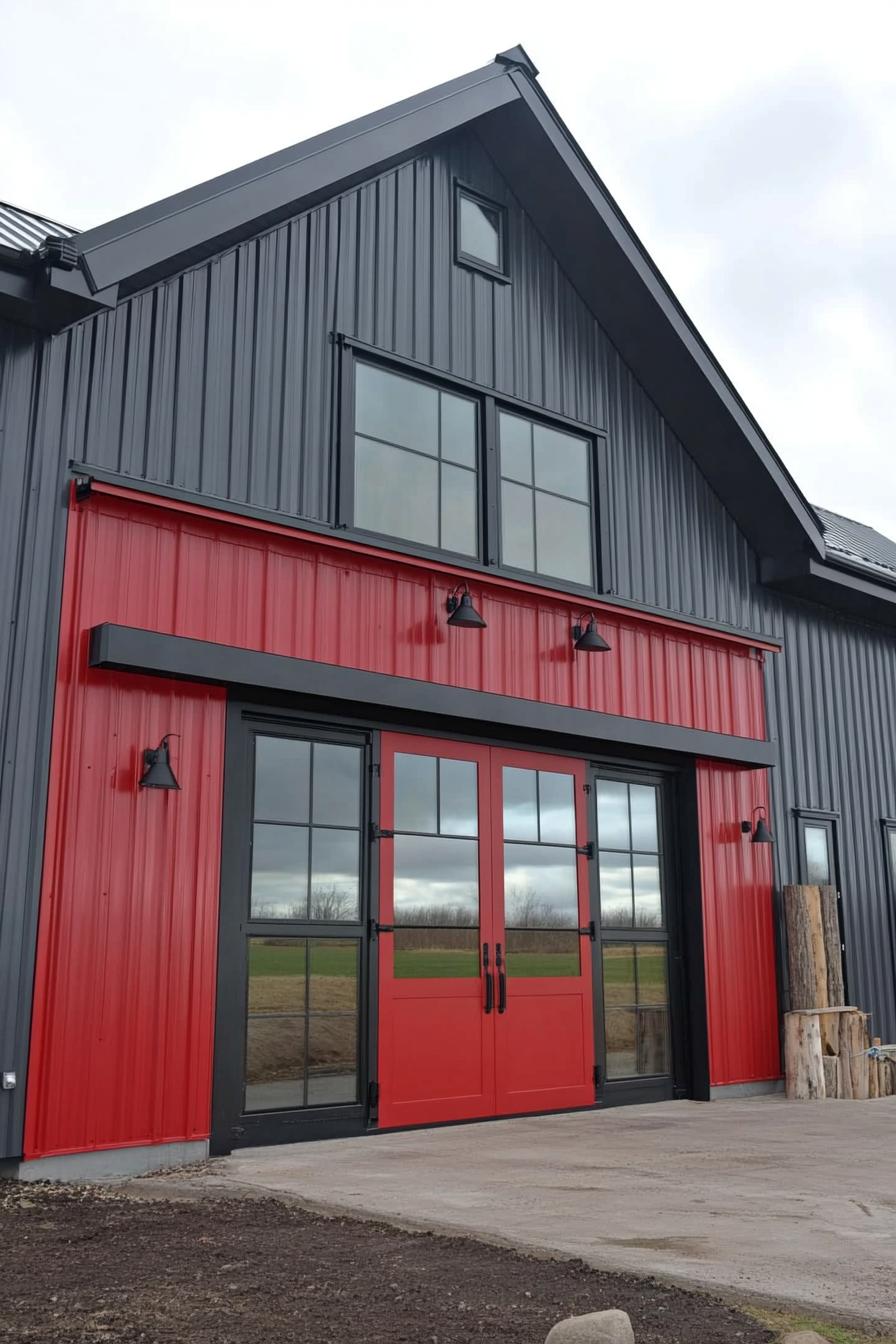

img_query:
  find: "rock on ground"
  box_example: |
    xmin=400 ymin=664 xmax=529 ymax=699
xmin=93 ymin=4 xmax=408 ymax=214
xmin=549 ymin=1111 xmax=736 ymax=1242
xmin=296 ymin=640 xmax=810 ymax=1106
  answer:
xmin=545 ymin=1309 xmax=635 ymax=1344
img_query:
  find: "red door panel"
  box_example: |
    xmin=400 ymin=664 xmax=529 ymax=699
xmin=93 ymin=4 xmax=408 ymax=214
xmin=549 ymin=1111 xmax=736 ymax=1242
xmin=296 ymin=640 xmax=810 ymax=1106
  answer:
xmin=377 ymin=735 xmax=595 ymax=1128
xmin=491 ymin=750 xmax=595 ymax=1115
xmin=377 ymin=735 xmax=496 ymax=1128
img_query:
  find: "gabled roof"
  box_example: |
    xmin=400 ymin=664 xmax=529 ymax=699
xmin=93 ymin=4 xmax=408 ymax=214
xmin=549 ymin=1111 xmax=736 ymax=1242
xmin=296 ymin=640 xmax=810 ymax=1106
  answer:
xmin=4 ymin=44 xmax=893 ymax=622
xmin=0 ymin=200 xmax=77 ymax=257
xmin=815 ymin=507 xmax=896 ymax=585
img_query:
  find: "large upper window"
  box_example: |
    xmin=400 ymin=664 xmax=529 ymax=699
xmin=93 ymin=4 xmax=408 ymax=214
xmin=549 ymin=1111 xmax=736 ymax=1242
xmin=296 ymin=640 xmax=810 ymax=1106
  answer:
xmin=345 ymin=351 xmax=601 ymax=592
xmin=353 ymin=361 xmax=478 ymax=557
xmin=498 ymin=410 xmax=593 ymax=586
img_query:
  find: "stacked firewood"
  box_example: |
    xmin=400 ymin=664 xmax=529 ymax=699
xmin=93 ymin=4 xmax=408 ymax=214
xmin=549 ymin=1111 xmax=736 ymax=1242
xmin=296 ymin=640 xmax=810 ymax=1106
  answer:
xmin=783 ymin=884 xmax=896 ymax=1100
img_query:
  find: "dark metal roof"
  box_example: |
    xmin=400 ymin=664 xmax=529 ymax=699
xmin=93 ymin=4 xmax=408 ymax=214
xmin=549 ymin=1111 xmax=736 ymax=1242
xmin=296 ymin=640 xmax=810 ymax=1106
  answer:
xmin=0 ymin=200 xmax=78 ymax=255
xmin=815 ymin=506 xmax=896 ymax=584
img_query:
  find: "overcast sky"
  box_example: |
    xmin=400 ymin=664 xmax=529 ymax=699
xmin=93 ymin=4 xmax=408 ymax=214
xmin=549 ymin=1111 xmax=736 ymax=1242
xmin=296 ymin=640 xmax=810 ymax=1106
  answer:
xmin=3 ymin=0 xmax=894 ymax=537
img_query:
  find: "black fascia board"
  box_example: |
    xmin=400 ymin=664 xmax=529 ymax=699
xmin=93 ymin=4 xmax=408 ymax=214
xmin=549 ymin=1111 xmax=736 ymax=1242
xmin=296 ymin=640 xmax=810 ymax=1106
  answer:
xmin=762 ymin=554 xmax=896 ymax=628
xmin=89 ymin=622 xmax=778 ymax=768
xmin=68 ymin=64 xmax=517 ymax=299
xmin=477 ymin=71 xmax=826 ymax=566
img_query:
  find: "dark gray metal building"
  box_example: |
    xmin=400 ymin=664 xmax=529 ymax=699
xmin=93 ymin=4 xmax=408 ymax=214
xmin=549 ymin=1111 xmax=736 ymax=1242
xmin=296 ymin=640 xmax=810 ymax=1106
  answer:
xmin=1 ymin=48 xmax=893 ymax=1177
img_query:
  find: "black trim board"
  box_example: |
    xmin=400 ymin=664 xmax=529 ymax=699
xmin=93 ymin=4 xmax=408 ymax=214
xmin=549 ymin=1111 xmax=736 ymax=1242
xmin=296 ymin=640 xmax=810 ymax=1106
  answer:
xmin=88 ymin=623 xmax=777 ymax=768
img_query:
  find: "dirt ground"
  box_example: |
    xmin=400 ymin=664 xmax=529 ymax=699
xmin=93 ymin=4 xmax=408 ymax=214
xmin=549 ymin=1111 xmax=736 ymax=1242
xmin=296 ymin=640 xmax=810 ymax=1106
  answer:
xmin=0 ymin=1181 xmax=772 ymax=1344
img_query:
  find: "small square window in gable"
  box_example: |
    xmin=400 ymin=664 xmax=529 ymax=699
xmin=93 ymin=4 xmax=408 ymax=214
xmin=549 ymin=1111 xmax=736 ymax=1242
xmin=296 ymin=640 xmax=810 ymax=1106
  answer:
xmin=455 ymin=183 xmax=508 ymax=279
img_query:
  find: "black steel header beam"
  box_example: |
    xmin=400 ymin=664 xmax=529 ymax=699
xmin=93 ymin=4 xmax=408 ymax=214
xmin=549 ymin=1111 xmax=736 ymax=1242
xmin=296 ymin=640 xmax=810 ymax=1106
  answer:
xmin=89 ymin=623 xmax=778 ymax=768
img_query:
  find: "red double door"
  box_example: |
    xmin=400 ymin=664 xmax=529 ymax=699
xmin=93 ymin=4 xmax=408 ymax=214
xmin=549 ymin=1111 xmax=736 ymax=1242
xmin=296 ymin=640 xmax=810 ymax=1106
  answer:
xmin=377 ymin=734 xmax=595 ymax=1128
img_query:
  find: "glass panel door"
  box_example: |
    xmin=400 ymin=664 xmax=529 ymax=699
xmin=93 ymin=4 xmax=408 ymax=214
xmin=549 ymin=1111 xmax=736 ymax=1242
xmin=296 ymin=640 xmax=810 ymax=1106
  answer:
xmin=377 ymin=735 xmax=496 ymax=1128
xmin=492 ymin=751 xmax=595 ymax=1115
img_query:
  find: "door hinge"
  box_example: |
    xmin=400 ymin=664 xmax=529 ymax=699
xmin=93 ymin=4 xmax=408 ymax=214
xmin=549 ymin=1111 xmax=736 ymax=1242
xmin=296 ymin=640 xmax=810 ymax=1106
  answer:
xmin=369 ymin=762 xmax=381 ymax=777
xmin=368 ymin=1080 xmax=379 ymax=1111
xmin=593 ymin=1063 xmax=602 ymax=1090
xmin=368 ymin=919 xmax=395 ymax=939
xmin=582 ymin=782 xmax=592 ymax=794
xmin=578 ymin=920 xmax=596 ymax=941
xmin=576 ymin=841 xmax=594 ymax=858
xmin=369 ymin=822 xmax=394 ymax=841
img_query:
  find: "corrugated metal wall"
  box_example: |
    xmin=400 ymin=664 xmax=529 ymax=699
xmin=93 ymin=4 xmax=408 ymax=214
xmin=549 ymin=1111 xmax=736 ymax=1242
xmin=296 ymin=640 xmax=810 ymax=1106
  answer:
xmin=0 ymin=323 xmax=70 ymax=1160
xmin=763 ymin=596 xmax=896 ymax=1039
xmin=696 ymin=761 xmax=779 ymax=1085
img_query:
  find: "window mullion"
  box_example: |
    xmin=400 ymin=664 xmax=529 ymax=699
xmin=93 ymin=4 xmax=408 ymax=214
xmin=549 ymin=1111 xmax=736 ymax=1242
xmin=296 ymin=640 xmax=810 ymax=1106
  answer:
xmin=483 ymin=394 xmax=499 ymax=566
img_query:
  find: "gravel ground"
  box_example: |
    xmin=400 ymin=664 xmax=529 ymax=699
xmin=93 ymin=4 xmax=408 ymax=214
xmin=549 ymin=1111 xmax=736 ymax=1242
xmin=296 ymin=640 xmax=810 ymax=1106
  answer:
xmin=0 ymin=1181 xmax=773 ymax=1344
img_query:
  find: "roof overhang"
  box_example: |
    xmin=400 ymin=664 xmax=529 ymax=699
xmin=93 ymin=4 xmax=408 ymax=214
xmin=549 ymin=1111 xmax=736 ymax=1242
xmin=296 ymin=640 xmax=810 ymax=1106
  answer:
xmin=762 ymin=552 xmax=896 ymax=628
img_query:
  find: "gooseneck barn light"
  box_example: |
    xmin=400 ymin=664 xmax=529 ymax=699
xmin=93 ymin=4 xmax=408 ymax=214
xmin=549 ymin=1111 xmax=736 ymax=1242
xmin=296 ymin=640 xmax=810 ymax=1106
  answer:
xmin=741 ymin=806 xmax=773 ymax=844
xmin=572 ymin=613 xmax=611 ymax=653
xmin=139 ymin=735 xmax=181 ymax=790
xmin=446 ymin=583 xmax=487 ymax=629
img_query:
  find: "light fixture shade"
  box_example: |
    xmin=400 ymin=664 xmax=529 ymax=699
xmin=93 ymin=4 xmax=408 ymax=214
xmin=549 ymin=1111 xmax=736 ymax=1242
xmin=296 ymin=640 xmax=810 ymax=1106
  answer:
xmin=139 ymin=736 xmax=180 ymax=790
xmin=751 ymin=814 xmax=774 ymax=844
xmin=572 ymin=617 xmax=611 ymax=653
xmin=446 ymin=588 xmax=487 ymax=628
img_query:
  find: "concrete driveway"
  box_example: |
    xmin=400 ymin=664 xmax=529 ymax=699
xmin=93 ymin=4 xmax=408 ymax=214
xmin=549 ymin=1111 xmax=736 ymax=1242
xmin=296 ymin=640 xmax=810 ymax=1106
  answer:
xmin=178 ymin=1097 xmax=896 ymax=1328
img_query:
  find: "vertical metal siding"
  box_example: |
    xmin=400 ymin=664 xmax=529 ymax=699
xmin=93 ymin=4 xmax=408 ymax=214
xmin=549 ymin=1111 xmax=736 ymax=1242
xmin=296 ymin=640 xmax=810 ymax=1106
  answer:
xmin=0 ymin=324 xmax=70 ymax=1160
xmin=763 ymin=597 xmax=896 ymax=1040
xmin=696 ymin=761 xmax=780 ymax=1085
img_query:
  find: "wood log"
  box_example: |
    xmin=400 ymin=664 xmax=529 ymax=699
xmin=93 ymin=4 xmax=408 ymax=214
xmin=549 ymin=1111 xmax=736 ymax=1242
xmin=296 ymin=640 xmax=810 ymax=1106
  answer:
xmin=822 ymin=1054 xmax=841 ymax=1099
xmin=819 ymin=885 xmax=845 ymax=1007
xmin=818 ymin=1010 xmax=841 ymax=1057
xmin=784 ymin=1011 xmax=825 ymax=1100
xmin=842 ymin=1009 xmax=870 ymax=1100
xmin=784 ymin=885 xmax=829 ymax=1009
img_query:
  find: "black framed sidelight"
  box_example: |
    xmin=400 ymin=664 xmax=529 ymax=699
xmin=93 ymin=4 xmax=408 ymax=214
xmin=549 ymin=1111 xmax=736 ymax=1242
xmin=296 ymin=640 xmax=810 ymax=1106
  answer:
xmin=590 ymin=766 xmax=691 ymax=1105
xmin=211 ymin=706 xmax=375 ymax=1152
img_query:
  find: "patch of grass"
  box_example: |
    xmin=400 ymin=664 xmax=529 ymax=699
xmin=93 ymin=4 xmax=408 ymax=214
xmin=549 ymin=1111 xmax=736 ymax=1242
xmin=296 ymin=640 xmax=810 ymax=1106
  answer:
xmin=746 ymin=1305 xmax=896 ymax=1343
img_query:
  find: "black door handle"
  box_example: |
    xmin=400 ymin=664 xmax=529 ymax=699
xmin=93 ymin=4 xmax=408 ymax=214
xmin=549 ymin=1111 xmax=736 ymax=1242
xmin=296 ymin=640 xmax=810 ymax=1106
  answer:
xmin=483 ymin=943 xmax=493 ymax=1014
xmin=496 ymin=942 xmax=506 ymax=1014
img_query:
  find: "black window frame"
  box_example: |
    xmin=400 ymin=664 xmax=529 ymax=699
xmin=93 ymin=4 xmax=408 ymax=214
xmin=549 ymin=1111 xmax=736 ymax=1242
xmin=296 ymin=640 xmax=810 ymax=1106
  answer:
xmin=454 ymin=180 xmax=509 ymax=281
xmin=336 ymin=337 xmax=611 ymax=600
xmin=794 ymin=809 xmax=841 ymax=890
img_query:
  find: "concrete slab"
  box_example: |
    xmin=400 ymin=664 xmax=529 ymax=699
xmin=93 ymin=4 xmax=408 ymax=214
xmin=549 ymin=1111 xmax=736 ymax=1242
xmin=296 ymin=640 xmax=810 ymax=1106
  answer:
xmin=163 ymin=1097 xmax=896 ymax=1328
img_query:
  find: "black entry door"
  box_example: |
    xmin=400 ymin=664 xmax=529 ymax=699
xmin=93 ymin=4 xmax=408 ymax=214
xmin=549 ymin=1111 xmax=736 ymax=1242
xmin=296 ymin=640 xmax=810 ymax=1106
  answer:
xmin=212 ymin=710 xmax=371 ymax=1153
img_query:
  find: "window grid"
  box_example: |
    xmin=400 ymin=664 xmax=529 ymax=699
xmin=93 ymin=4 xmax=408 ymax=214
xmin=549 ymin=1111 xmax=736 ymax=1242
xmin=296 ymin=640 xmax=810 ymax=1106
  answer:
xmin=250 ymin=736 xmax=362 ymax=922
xmin=596 ymin=780 xmax=664 ymax=933
xmin=342 ymin=347 xmax=604 ymax=597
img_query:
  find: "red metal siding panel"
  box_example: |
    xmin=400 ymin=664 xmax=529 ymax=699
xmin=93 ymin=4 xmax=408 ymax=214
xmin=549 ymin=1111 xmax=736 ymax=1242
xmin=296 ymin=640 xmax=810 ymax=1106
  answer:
xmin=25 ymin=503 xmax=226 ymax=1157
xmin=69 ymin=490 xmax=768 ymax=739
xmin=696 ymin=760 xmax=780 ymax=1086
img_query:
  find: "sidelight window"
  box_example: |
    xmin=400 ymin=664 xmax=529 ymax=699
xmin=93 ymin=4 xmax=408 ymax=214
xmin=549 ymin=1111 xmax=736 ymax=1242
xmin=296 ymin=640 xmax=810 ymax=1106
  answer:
xmin=595 ymin=775 xmax=670 ymax=1081
xmin=250 ymin=736 xmax=362 ymax=922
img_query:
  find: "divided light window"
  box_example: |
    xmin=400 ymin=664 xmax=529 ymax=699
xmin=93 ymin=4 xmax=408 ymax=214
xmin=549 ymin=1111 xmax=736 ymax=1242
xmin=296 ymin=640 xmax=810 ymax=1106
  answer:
xmin=498 ymin=410 xmax=594 ymax=587
xmin=346 ymin=353 xmax=600 ymax=593
xmin=353 ymin=361 xmax=479 ymax=558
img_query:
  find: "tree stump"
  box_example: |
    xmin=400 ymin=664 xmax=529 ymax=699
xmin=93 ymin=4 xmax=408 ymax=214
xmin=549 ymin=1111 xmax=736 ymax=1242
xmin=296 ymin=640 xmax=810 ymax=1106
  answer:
xmin=784 ymin=1012 xmax=825 ymax=1099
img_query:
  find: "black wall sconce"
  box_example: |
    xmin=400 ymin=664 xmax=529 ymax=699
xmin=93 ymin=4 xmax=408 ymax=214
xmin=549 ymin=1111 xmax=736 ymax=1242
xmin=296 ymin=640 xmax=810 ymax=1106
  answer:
xmin=446 ymin=583 xmax=486 ymax=629
xmin=572 ymin=613 xmax=611 ymax=653
xmin=741 ymin=806 xmax=773 ymax=844
xmin=139 ymin=734 xmax=181 ymax=790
